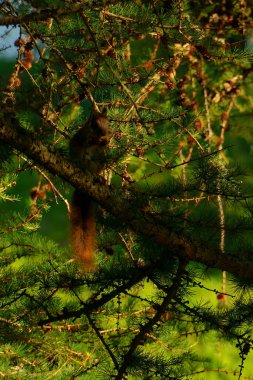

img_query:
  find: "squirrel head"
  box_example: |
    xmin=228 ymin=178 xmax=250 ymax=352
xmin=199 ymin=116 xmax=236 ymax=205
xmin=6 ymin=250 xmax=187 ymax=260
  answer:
xmin=91 ymin=109 xmax=112 ymax=144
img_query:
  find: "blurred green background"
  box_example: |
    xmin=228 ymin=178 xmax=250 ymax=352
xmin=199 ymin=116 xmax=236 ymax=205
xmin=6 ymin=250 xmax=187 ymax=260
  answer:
xmin=2 ymin=42 xmax=253 ymax=378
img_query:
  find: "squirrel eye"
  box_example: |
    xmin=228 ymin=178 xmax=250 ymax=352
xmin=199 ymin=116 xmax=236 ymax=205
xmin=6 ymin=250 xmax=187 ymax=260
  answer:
xmin=99 ymin=137 xmax=108 ymax=146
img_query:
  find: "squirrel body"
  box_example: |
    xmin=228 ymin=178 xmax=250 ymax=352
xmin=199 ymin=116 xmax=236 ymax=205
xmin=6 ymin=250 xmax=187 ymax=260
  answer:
xmin=69 ymin=110 xmax=111 ymax=270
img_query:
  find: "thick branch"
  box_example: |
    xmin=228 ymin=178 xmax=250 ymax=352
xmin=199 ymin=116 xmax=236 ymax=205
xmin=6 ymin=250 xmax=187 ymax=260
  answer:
xmin=0 ymin=112 xmax=253 ymax=280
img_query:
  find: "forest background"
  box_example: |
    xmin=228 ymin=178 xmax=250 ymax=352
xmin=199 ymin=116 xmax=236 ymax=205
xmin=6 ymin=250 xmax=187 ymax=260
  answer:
xmin=1 ymin=1 xmax=253 ymax=379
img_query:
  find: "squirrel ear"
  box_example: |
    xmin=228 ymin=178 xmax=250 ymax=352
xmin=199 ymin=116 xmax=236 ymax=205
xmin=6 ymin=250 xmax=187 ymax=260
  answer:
xmin=93 ymin=108 xmax=107 ymax=119
xmin=101 ymin=107 xmax=107 ymax=116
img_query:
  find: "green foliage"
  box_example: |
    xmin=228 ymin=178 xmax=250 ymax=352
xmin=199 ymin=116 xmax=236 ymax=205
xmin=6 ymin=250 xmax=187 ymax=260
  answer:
xmin=1 ymin=0 xmax=253 ymax=379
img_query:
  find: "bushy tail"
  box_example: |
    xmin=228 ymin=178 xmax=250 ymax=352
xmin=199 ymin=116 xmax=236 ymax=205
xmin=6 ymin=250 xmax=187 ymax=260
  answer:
xmin=70 ymin=190 xmax=96 ymax=271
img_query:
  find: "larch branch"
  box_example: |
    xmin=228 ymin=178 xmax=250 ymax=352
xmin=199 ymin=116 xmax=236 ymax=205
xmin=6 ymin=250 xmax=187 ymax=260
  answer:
xmin=1 ymin=112 xmax=253 ymax=280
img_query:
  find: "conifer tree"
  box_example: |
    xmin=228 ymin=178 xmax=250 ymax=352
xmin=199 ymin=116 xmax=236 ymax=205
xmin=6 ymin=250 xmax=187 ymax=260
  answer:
xmin=1 ymin=1 xmax=253 ymax=379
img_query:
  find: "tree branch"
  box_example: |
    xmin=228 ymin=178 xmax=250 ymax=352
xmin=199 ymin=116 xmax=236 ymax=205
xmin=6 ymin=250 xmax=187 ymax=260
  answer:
xmin=115 ymin=260 xmax=187 ymax=380
xmin=0 ymin=4 xmax=96 ymax=26
xmin=1 ymin=112 xmax=253 ymax=280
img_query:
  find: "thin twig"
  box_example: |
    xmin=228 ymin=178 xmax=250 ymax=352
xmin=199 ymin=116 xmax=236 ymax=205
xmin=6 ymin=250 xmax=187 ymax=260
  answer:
xmin=20 ymin=154 xmax=70 ymax=214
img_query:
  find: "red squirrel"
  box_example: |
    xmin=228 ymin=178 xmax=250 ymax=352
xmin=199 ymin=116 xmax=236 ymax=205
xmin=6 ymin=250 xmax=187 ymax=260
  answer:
xmin=69 ymin=109 xmax=111 ymax=271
